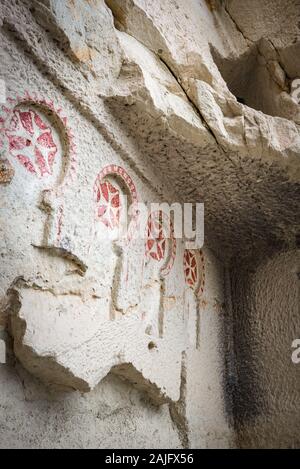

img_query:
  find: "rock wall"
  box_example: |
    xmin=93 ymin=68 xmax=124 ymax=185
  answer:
xmin=0 ymin=0 xmax=234 ymax=448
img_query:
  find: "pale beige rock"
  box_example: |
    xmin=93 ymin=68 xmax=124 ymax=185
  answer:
xmin=0 ymin=0 xmax=299 ymax=450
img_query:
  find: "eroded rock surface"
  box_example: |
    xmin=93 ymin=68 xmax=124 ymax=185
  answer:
xmin=0 ymin=0 xmax=299 ymax=449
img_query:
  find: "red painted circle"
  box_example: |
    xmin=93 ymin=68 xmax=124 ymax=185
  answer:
xmin=5 ymin=108 xmax=58 ymax=177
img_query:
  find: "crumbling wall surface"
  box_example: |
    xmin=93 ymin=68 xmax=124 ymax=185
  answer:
xmin=230 ymin=250 xmax=300 ymax=449
xmin=0 ymin=0 xmax=234 ymax=448
xmin=0 ymin=0 xmax=299 ymax=449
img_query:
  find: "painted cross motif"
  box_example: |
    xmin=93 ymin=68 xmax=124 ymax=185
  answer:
xmin=95 ymin=179 xmax=121 ymax=229
xmin=94 ymin=165 xmax=138 ymax=239
xmin=5 ymin=108 xmax=58 ymax=177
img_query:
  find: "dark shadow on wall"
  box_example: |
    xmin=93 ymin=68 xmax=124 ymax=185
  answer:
xmin=223 ymin=246 xmax=300 ymax=447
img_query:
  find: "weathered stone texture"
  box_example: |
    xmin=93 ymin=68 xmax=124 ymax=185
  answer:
xmin=231 ymin=250 xmax=300 ymax=448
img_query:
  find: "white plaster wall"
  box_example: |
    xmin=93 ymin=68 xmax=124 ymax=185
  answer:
xmin=0 ymin=0 xmax=233 ymax=448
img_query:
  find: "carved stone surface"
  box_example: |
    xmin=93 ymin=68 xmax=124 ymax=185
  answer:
xmin=6 ymin=108 xmax=58 ymax=176
xmin=184 ymin=250 xmax=205 ymax=296
xmin=0 ymin=0 xmax=299 ymax=450
xmin=0 ymin=157 xmax=14 ymax=183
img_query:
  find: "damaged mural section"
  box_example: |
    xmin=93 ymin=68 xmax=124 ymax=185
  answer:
xmin=0 ymin=0 xmax=299 ymax=450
